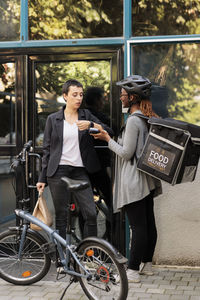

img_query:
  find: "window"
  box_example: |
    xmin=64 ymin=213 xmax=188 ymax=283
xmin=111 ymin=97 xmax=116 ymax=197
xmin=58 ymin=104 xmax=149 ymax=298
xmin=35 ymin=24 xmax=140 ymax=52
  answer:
xmin=29 ymin=0 xmax=123 ymax=40
xmin=0 ymin=0 xmax=20 ymax=41
xmin=0 ymin=62 xmax=16 ymax=145
xmin=0 ymin=156 xmax=16 ymax=221
xmin=132 ymin=0 xmax=200 ymax=36
xmin=35 ymin=60 xmax=110 ymax=146
xmin=132 ymin=43 xmax=200 ymax=124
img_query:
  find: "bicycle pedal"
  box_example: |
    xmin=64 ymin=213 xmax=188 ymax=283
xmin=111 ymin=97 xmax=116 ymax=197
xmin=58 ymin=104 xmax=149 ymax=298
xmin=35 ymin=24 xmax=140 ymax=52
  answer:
xmin=57 ymin=266 xmax=66 ymax=274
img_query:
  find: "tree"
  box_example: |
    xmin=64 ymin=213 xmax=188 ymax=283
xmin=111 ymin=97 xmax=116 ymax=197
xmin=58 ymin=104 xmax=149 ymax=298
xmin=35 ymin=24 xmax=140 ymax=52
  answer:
xmin=132 ymin=0 xmax=200 ymax=123
xmin=29 ymin=0 xmax=123 ymax=40
xmin=132 ymin=0 xmax=200 ymax=36
xmin=0 ymin=0 xmax=20 ymax=41
xmin=35 ymin=60 xmax=111 ymax=140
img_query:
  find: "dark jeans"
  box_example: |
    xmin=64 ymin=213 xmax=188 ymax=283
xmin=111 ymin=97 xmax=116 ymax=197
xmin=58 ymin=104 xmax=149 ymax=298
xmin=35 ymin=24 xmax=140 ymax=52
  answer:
xmin=47 ymin=165 xmax=97 ymax=239
xmin=124 ymin=191 xmax=157 ymax=271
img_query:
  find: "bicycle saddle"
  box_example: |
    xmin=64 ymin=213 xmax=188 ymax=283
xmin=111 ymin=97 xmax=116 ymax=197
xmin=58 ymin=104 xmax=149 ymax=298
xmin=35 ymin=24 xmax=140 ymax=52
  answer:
xmin=61 ymin=176 xmax=89 ymax=191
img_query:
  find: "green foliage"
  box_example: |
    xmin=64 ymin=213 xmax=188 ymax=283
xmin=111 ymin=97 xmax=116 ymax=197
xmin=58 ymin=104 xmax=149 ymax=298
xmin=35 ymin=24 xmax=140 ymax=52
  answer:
xmin=133 ymin=0 xmax=200 ymax=36
xmin=134 ymin=42 xmax=200 ymax=123
xmin=1 ymin=0 xmax=200 ymax=125
xmin=36 ymin=60 xmax=110 ymax=97
xmin=29 ymin=0 xmax=123 ymax=40
xmin=0 ymin=0 xmax=20 ymax=41
xmin=0 ymin=62 xmax=16 ymax=138
xmin=162 ymin=44 xmax=200 ymax=123
xmin=0 ymin=63 xmax=15 ymax=92
xmin=35 ymin=60 xmax=110 ymax=139
xmin=132 ymin=1 xmax=200 ymax=124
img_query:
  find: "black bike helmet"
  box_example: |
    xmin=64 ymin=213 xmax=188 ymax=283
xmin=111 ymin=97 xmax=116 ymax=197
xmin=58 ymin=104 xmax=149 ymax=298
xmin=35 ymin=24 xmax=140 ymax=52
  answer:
xmin=116 ymin=75 xmax=151 ymax=99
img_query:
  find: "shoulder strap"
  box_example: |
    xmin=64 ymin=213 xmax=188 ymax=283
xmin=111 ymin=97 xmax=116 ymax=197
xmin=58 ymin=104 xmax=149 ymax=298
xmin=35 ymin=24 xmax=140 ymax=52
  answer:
xmin=133 ymin=113 xmax=149 ymax=121
xmin=132 ymin=113 xmax=150 ymax=130
xmin=120 ymin=113 xmax=149 ymax=135
xmin=129 ymin=113 xmax=150 ymax=165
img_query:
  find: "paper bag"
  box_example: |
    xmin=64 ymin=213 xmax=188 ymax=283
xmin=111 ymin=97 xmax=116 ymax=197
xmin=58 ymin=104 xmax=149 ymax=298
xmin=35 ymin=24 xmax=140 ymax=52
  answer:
xmin=30 ymin=192 xmax=53 ymax=231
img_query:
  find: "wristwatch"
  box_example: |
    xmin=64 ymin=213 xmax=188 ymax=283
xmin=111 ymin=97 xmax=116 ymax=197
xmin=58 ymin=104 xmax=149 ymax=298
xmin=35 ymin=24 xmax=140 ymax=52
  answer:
xmin=90 ymin=121 xmax=94 ymax=128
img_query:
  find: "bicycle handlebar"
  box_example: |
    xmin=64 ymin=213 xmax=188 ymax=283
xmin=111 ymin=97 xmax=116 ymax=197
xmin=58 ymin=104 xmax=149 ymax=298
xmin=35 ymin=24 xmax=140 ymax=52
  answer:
xmin=12 ymin=140 xmax=42 ymax=212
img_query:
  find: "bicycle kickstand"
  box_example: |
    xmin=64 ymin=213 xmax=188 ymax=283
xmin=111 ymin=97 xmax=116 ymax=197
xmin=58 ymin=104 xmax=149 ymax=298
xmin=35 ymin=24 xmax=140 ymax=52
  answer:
xmin=59 ymin=277 xmax=75 ymax=300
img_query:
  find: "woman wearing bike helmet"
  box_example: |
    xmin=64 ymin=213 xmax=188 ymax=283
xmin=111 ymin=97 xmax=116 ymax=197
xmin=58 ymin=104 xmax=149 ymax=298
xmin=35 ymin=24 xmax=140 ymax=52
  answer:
xmin=92 ymin=75 xmax=161 ymax=283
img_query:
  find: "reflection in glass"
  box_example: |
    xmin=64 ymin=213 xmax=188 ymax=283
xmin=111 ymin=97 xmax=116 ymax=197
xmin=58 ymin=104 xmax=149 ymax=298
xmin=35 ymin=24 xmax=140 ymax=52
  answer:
xmin=0 ymin=63 xmax=16 ymax=145
xmin=0 ymin=156 xmax=16 ymax=223
xmin=35 ymin=60 xmax=110 ymax=146
xmin=29 ymin=0 xmax=123 ymax=40
xmin=0 ymin=0 xmax=20 ymax=41
xmin=132 ymin=0 xmax=200 ymax=36
xmin=132 ymin=43 xmax=200 ymax=125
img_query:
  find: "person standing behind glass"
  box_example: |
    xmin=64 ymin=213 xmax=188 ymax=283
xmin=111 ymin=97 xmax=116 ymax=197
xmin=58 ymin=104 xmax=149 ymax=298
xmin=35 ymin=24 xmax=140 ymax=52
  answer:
xmin=84 ymin=87 xmax=114 ymax=240
xmin=36 ymin=79 xmax=113 ymax=245
xmin=91 ymin=75 xmax=161 ymax=283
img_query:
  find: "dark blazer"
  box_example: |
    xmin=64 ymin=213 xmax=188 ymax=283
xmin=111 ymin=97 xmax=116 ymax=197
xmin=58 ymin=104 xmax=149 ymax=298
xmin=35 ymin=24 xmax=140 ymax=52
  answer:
xmin=38 ymin=107 xmax=113 ymax=183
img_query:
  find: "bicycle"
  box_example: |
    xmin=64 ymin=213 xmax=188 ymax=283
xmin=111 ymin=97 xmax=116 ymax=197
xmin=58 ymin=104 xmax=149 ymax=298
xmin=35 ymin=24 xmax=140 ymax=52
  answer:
xmin=0 ymin=141 xmax=128 ymax=300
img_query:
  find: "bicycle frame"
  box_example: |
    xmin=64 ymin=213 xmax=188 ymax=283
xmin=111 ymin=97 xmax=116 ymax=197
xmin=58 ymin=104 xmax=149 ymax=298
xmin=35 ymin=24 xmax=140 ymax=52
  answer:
xmin=10 ymin=141 xmax=128 ymax=296
xmin=15 ymin=209 xmax=92 ymax=279
xmin=13 ymin=142 xmax=90 ymax=278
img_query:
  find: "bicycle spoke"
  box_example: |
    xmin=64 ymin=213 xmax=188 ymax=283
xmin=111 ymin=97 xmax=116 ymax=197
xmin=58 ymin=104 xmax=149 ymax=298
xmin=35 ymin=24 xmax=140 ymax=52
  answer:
xmin=76 ymin=241 xmax=128 ymax=300
xmin=0 ymin=231 xmax=50 ymax=284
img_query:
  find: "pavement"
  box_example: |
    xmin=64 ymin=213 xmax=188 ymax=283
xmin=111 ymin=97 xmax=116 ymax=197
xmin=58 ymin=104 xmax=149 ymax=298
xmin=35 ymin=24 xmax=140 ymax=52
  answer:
xmin=0 ymin=264 xmax=200 ymax=300
xmin=1 ymin=221 xmax=200 ymax=299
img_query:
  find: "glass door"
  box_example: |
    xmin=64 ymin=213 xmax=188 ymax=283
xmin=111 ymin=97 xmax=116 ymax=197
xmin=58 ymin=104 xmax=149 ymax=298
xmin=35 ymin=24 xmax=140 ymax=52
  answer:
xmin=0 ymin=56 xmax=23 ymax=225
xmin=27 ymin=52 xmax=120 ymax=147
xmin=0 ymin=49 xmax=126 ymax=254
xmin=27 ymin=50 xmax=125 ymax=251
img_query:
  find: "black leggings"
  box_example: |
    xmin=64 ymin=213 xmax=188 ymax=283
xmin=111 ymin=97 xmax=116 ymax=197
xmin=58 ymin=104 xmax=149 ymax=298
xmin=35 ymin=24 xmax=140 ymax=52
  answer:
xmin=124 ymin=191 xmax=157 ymax=271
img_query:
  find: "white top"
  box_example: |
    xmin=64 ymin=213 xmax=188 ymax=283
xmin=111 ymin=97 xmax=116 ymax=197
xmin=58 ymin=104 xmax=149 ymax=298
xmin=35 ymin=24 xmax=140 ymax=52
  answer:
xmin=59 ymin=120 xmax=84 ymax=167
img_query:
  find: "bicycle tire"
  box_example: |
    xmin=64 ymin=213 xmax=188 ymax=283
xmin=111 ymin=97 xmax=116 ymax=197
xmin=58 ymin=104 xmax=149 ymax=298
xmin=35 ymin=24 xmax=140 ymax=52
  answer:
xmin=75 ymin=241 xmax=128 ymax=300
xmin=0 ymin=229 xmax=51 ymax=285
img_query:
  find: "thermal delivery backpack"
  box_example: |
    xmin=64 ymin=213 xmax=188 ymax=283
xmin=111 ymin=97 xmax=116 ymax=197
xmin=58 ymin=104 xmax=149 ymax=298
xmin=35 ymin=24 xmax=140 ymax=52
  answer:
xmin=137 ymin=117 xmax=200 ymax=185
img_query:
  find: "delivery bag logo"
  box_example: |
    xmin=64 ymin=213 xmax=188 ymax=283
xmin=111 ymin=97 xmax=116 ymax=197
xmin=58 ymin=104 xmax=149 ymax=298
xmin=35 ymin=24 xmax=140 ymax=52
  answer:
xmin=143 ymin=143 xmax=175 ymax=175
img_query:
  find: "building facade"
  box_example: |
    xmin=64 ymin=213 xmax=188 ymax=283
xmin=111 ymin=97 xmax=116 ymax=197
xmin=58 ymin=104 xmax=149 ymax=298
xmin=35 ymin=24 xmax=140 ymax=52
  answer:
xmin=0 ymin=0 xmax=200 ymax=265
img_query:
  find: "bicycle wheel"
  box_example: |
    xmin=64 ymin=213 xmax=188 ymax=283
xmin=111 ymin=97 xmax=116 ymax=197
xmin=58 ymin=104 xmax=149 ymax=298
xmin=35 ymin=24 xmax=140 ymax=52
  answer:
xmin=76 ymin=241 xmax=128 ymax=300
xmin=0 ymin=230 xmax=51 ymax=285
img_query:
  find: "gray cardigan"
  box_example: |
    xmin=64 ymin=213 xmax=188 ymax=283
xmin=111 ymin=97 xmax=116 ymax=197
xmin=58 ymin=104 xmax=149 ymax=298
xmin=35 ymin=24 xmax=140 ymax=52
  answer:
xmin=108 ymin=110 xmax=156 ymax=212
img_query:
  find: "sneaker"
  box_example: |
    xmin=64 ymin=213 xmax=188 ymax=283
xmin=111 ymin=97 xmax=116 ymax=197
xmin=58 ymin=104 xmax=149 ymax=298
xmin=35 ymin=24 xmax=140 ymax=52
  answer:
xmin=126 ymin=269 xmax=141 ymax=283
xmin=139 ymin=262 xmax=154 ymax=275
